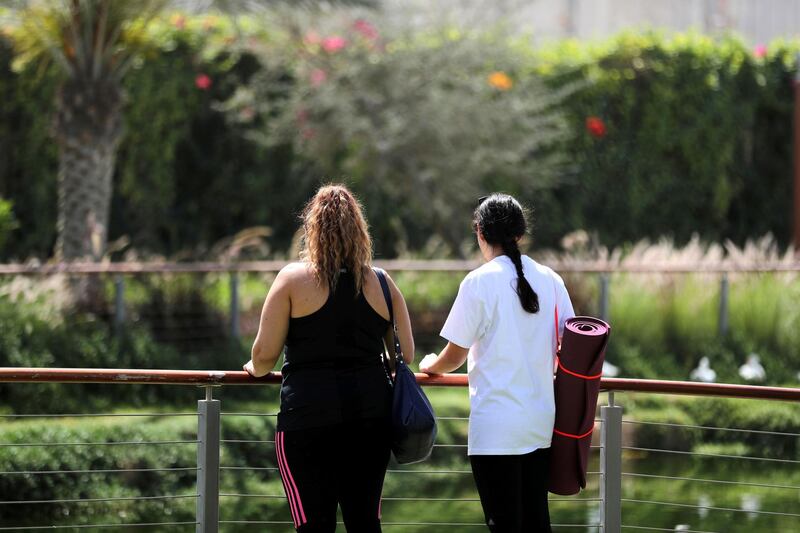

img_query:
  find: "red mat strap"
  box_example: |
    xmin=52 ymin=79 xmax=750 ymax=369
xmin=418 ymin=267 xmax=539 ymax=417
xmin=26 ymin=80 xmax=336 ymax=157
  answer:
xmin=554 ymin=284 xmax=560 ymax=353
xmin=557 ymin=358 xmax=602 ymax=380
xmin=553 ymin=427 xmax=595 ymax=440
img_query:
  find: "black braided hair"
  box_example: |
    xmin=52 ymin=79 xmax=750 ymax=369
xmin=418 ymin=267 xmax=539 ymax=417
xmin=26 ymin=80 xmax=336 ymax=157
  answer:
xmin=474 ymin=194 xmax=539 ymax=313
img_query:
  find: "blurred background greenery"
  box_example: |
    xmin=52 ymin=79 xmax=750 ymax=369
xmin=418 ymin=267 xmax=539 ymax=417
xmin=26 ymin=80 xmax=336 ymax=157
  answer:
xmin=0 ymin=10 xmax=797 ymax=260
xmin=1 ymin=2 xmax=799 ymax=530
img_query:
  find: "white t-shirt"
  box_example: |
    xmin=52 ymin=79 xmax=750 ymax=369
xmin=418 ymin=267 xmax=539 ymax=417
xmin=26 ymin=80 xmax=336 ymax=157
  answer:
xmin=440 ymin=255 xmax=575 ymax=455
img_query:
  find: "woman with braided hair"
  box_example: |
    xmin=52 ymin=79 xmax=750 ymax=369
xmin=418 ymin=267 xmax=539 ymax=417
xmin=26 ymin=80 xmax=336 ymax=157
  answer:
xmin=419 ymin=193 xmax=575 ymax=533
xmin=244 ymin=184 xmax=414 ymax=532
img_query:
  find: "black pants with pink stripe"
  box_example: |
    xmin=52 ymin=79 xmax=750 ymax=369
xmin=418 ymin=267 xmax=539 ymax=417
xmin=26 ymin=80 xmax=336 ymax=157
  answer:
xmin=276 ymin=418 xmax=392 ymax=532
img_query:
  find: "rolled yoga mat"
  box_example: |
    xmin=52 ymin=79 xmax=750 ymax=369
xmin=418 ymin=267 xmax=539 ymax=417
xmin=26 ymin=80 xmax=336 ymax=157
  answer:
xmin=548 ymin=316 xmax=610 ymax=496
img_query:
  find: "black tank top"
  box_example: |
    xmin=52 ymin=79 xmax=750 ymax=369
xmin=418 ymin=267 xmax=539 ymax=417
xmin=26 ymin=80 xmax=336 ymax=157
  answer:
xmin=277 ymin=269 xmax=393 ymax=431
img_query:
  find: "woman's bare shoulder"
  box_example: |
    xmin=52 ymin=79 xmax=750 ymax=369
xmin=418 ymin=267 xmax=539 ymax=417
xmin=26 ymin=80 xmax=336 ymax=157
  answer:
xmin=275 ymin=261 xmax=316 ymax=288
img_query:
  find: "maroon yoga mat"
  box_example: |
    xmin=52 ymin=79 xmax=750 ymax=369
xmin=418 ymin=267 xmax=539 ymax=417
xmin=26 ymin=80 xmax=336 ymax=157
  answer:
xmin=548 ymin=316 xmax=610 ymax=496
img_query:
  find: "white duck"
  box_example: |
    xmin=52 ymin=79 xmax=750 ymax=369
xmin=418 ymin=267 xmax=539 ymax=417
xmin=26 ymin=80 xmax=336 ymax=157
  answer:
xmin=739 ymin=353 xmax=765 ymax=382
xmin=602 ymin=360 xmax=619 ymax=377
xmin=690 ymin=357 xmax=716 ymax=383
xmin=740 ymin=493 xmax=761 ymax=519
xmin=697 ymin=494 xmax=712 ymax=519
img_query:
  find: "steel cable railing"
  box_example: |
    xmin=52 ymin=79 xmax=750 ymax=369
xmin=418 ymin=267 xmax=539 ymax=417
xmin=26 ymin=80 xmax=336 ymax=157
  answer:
xmin=0 ymin=406 xmax=199 ymax=530
xmin=0 ymin=522 xmax=198 ymax=530
xmin=1 ymin=369 xmax=798 ymax=531
xmin=621 ymin=446 xmax=800 ymax=464
xmin=617 ymin=395 xmax=800 ymax=532
xmin=216 ymin=412 xmax=603 ymax=531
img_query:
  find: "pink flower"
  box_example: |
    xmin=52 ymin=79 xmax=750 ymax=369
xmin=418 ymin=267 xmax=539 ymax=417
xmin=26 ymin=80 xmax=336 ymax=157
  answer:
xmin=322 ymin=36 xmax=347 ymax=53
xmin=353 ymin=19 xmax=378 ymax=40
xmin=171 ymin=14 xmax=186 ymax=30
xmin=195 ymin=74 xmax=212 ymax=90
xmin=302 ymin=128 xmax=316 ymax=140
xmin=310 ymin=69 xmax=327 ymax=87
xmin=295 ymin=109 xmax=309 ymax=124
xmin=754 ymin=44 xmax=767 ymax=58
xmin=304 ymin=31 xmax=321 ymax=46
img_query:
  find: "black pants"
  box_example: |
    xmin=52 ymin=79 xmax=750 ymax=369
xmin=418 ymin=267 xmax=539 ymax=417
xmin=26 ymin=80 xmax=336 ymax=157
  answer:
xmin=276 ymin=418 xmax=392 ymax=532
xmin=470 ymin=448 xmax=552 ymax=533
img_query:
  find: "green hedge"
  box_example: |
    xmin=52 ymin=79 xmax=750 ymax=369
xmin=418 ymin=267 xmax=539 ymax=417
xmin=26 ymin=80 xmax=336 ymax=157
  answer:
xmin=537 ymin=33 xmax=798 ymax=248
xmin=1 ymin=390 xmax=795 ymax=528
xmin=0 ymin=416 xmax=199 ymax=526
xmin=0 ymin=17 xmax=798 ymax=260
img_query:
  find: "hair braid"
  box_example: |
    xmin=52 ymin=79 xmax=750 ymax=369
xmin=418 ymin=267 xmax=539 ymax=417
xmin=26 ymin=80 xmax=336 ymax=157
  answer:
xmin=501 ymin=238 xmax=539 ymax=313
xmin=474 ymin=193 xmax=539 ymax=314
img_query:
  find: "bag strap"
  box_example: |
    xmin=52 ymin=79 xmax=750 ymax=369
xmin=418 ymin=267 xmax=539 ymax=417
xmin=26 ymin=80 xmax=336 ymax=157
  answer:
xmin=373 ymin=267 xmax=404 ymax=371
xmin=374 ymin=267 xmax=395 ymax=324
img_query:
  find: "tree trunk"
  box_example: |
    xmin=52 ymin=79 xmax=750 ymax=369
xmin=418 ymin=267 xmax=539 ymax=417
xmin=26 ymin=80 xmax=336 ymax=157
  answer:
xmin=54 ymin=78 xmax=124 ymax=261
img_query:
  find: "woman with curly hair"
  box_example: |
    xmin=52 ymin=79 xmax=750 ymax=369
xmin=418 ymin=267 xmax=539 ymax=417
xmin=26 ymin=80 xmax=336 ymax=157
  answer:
xmin=244 ymin=184 xmax=414 ymax=532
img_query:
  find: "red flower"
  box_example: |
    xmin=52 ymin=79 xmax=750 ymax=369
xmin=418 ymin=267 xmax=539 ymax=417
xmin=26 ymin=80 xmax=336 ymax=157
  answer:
xmin=195 ymin=74 xmax=212 ymax=90
xmin=322 ymin=36 xmax=347 ymax=53
xmin=353 ymin=19 xmax=378 ymax=40
xmin=586 ymin=116 xmax=606 ymax=138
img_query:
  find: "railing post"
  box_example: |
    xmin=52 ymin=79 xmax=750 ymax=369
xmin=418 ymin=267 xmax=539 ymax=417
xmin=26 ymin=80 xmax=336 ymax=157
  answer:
xmin=229 ymin=272 xmax=240 ymax=340
xmin=114 ymin=275 xmax=125 ymax=337
xmin=600 ymin=392 xmax=622 ymax=533
xmin=718 ymin=273 xmax=729 ymax=337
xmin=599 ymin=273 xmax=610 ymax=322
xmin=197 ymin=386 xmax=220 ymax=533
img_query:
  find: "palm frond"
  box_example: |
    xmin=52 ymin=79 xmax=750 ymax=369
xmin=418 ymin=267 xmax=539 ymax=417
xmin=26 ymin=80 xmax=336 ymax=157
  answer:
xmin=6 ymin=0 xmax=169 ymax=80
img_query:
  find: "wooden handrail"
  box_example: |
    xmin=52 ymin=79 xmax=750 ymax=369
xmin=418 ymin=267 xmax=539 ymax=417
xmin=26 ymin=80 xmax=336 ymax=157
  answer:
xmin=0 ymin=368 xmax=799 ymax=402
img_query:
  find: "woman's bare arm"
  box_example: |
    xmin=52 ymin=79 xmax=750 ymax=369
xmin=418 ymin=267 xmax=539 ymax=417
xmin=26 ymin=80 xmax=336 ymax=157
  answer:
xmin=244 ymin=268 xmax=292 ymax=377
xmin=418 ymin=342 xmax=468 ymax=374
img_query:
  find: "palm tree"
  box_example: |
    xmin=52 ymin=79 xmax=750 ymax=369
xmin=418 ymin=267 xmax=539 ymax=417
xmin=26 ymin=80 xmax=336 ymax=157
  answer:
xmin=5 ymin=0 xmax=375 ymax=262
xmin=7 ymin=0 xmax=166 ymax=260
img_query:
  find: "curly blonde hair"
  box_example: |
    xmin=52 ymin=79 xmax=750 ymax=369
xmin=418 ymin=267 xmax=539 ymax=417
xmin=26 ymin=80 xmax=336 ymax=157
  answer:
xmin=300 ymin=184 xmax=373 ymax=293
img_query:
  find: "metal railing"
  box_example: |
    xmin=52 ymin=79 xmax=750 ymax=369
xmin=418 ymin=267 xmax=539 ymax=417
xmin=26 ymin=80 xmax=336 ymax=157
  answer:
xmin=0 ymin=369 xmax=799 ymax=532
xmin=3 ymin=260 xmax=799 ymax=339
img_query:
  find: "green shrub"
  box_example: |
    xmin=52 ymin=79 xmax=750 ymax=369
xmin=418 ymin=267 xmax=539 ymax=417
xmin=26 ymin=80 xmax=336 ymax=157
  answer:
xmin=0 ymin=416 xmax=198 ymax=526
xmin=3 ymin=18 xmax=798 ymax=260
xmin=537 ymin=33 xmax=798 ymax=249
xmin=0 ymin=197 xmax=16 ymax=251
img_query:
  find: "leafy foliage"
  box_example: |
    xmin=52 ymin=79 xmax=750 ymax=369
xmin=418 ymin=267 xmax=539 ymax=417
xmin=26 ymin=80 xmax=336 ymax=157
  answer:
xmin=538 ymin=33 xmax=798 ymax=247
xmin=0 ymin=16 xmax=798 ymax=260
xmin=0 ymin=197 xmax=16 ymax=251
xmin=244 ymin=24 xmax=567 ymax=255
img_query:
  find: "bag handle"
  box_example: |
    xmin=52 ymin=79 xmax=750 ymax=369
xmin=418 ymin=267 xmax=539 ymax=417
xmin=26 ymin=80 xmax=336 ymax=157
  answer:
xmin=373 ymin=267 xmax=405 ymax=371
